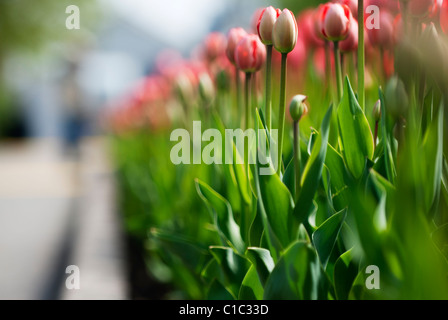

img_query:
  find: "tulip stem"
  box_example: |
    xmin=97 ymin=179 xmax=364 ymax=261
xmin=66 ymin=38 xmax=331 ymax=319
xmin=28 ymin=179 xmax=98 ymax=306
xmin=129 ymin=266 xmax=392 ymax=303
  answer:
xmin=277 ymin=53 xmax=288 ymax=176
xmin=293 ymin=120 xmax=301 ymax=200
xmin=245 ymin=72 xmax=252 ymax=130
xmin=235 ymin=67 xmax=242 ymax=126
xmin=358 ymin=0 xmax=365 ymax=111
xmin=334 ymin=41 xmax=343 ymax=103
xmin=265 ymin=45 xmax=273 ymax=132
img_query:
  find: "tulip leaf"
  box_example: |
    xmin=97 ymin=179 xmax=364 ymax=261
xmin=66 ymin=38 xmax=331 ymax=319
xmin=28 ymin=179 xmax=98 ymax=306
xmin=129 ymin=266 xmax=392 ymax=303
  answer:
xmin=263 ymin=241 xmax=329 ymax=300
xmin=245 ymin=247 xmax=275 ymax=286
xmin=238 ymin=265 xmax=264 ymax=300
xmin=195 ymin=179 xmax=245 ymax=254
xmin=208 ymin=246 xmax=249 ymax=299
xmin=312 ymin=208 xmax=347 ymax=268
xmin=337 ymin=77 xmax=374 ymax=179
xmin=258 ymin=165 xmax=294 ymax=248
xmin=334 ymin=249 xmax=358 ymax=300
xmin=294 ymin=105 xmax=332 ymax=225
xmin=378 ymin=88 xmax=396 ymax=184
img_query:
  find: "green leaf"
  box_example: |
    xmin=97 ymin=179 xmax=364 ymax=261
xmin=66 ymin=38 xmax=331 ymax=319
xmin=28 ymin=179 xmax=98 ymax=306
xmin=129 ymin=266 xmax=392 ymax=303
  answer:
xmin=334 ymin=249 xmax=358 ymax=300
xmin=208 ymin=246 xmax=249 ymax=299
xmin=263 ymin=241 xmax=329 ymax=300
xmin=258 ymin=165 xmax=294 ymax=248
xmin=421 ymin=104 xmax=444 ymax=216
xmin=294 ymin=105 xmax=332 ymax=225
xmin=195 ymin=179 xmax=245 ymax=254
xmin=238 ymin=265 xmax=264 ymax=300
xmin=378 ymin=88 xmax=396 ymax=184
xmin=324 ymin=144 xmax=349 ymax=211
xmin=337 ymin=77 xmax=374 ymax=179
xmin=245 ymin=247 xmax=275 ymax=286
xmin=312 ymin=209 xmax=347 ymax=268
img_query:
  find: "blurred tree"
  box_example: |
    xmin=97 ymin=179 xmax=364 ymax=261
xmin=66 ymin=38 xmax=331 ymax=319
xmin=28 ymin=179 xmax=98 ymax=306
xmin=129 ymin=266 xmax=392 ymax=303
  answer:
xmin=0 ymin=0 xmax=100 ymax=138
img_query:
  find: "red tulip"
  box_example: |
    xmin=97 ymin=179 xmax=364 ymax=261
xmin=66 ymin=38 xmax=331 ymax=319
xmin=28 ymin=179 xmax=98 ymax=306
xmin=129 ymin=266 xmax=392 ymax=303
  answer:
xmin=340 ymin=18 xmax=358 ymax=52
xmin=367 ymin=10 xmax=395 ymax=48
xmin=235 ymin=34 xmax=266 ymax=73
xmin=440 ymin=0 xmax=448 ymax=33
xmin=257 ymin=6 xmax=282 ymax=45
xmin=288 ymin=35 xmax=306 ymax=69
xmin=273 ymin=9 xmax=298 ymax=53
xmin=226 ymin=28 xmax=248 ymax=65
xmin=407 ymin=0 xmax=437 ymax=17
xmin=318 ymin=3 xmax=352 ymax=42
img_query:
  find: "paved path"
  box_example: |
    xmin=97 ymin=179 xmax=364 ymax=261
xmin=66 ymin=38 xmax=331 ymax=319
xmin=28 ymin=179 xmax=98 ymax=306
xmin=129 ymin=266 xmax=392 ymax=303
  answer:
xmin=0 ymin=138 xmax=128 ymax=300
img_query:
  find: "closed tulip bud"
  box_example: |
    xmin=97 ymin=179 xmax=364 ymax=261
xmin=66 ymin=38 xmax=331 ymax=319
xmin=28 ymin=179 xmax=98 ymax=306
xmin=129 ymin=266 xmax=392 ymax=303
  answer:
xmin=318 ymin=3 xmax=352 ymax=42
xmin=289 ymin=95 xmax=308 ymax=122
xmin=340 ymin=18 xmax=358 ymax=52
xmin=385 ymin=76 xmax=408 ymax=120
xmin=373 ymin=100 xmax=381 ymax=122
xmin=226 ymin=28 xmax=248 ymax=65
xmin=257 ymin=6 xmax=282 ymax=45
xmin=273 ymin=9 xmax=298 ymax=53
xmin=235 ymin=34 xmax=266 ymax=73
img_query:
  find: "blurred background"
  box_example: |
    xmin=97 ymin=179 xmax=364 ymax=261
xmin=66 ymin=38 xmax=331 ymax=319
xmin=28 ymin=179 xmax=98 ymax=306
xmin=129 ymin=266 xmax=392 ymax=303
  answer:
xmin=1 ymin=0 xmax=328 ymax=300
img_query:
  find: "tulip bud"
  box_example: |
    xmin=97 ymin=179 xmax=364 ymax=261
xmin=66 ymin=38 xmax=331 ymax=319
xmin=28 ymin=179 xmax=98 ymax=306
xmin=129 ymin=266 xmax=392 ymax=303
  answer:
xmin=340 ymin=18 xmax=358 ymax=52
xmin=372 ymin=100 xmax=381 ymax=122
xmin=226 ymin=28 xmax=248 ymax=65
xmin=257 ymin=6 xmax=282 ymax=45
xmin=385 ymin=76 xmax=408 ymax=120
xmin=235 ymin=34 xmax=267 ymax=73
xmin=273 ymin=9 xmax=298 ymax=53
xmin=289 ymin=95 xmax=308 ymax=122
xmin=319 ymin=3 xmax=352 ymax=42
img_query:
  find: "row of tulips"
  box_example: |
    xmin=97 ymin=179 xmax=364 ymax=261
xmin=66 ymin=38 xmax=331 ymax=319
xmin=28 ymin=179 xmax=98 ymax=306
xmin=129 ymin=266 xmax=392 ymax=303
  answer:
xmin=110 ymin=0 xmax=448 ymax=299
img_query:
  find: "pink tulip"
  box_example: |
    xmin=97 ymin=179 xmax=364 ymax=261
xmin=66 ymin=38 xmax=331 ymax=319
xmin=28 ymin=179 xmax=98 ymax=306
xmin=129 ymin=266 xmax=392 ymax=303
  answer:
xmin=234 ymin=34 xmax=266 ymax=73
xmin=340 ymin=18 xmax=358 ymax=52
xmin=273 ymin=9 xmax=298 ymax=53
xmin=226 ymin=28 xmax=248 ymax=65
xmin=257 ymin=6 xmax=282 ymax=45
xmin=318 ymin=3 xmax=352 ymax=42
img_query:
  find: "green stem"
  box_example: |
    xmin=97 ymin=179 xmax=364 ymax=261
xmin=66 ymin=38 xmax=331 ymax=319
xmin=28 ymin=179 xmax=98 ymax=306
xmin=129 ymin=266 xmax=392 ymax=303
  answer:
xmin=265 ymin=45 xmax=273 ymax=132
xmin=277 ymin=53 xmax=288 ymax=176
xmin=235 ymin=67 xmax=242 ymax=127
xmin=358 ymin=0 xmax=365 ymax=111
xmin=293 ymin=121 xmax=301 ymax=200
xmin=245 ymin=72 xmax=252 ymax=130
xmin=334 ymin=41 xmax=343 ymax=103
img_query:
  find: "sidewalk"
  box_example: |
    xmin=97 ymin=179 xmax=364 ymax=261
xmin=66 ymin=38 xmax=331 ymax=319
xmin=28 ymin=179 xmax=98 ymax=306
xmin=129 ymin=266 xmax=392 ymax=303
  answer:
xmin=0 ymin=138 xmax=129 ymax=300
